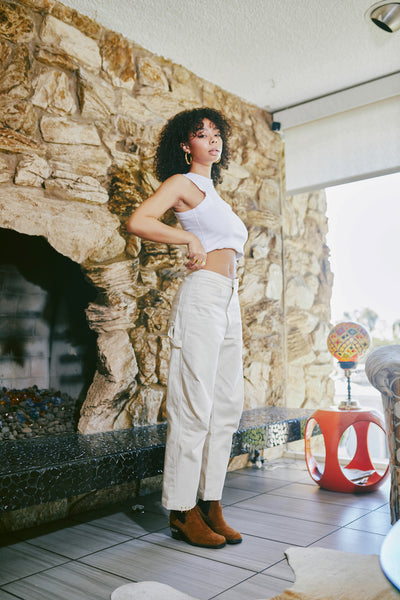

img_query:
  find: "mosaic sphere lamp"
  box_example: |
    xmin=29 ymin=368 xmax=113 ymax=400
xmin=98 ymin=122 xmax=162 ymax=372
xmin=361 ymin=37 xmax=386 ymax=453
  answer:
xmin=327 ymin=321 xmax=371 ymax=410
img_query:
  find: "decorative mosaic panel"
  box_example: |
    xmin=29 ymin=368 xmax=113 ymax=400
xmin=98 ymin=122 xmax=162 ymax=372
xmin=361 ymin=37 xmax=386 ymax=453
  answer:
xmin=1 ymin=408 xmax=312 ymax=513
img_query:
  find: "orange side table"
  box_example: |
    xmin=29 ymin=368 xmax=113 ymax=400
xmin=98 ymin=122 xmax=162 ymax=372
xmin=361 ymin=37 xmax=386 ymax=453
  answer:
xmin=305 ymin=407 xmax=389 ymax=492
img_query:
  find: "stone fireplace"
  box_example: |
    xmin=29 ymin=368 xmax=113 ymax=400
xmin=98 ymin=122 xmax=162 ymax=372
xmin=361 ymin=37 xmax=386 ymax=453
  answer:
xmin=0 ymin=228 xmax=97 ymax=394
xmin=0 ymin=228 xmax=98 ymax=439
xmin=0 ymin=0 xmax=334 ymax=440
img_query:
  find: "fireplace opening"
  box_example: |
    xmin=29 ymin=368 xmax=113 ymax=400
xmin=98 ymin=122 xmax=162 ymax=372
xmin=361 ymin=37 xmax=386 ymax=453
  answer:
xmin=0 ymin=228 xmax=97 ymax=440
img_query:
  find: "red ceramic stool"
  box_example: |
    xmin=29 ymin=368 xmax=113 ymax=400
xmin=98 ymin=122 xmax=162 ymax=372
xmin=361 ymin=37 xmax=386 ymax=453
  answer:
xmin=305 ymin=407 xmax=389 ymax=492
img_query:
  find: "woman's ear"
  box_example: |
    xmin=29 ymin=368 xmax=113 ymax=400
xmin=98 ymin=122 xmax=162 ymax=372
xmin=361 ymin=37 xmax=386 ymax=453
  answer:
xmin=180 ymin=142 xmax=190 ymax=153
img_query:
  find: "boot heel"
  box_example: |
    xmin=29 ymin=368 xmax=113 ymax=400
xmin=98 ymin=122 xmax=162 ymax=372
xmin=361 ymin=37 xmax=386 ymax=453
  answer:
xmin=170 ymin=526 xmax=183 ymax=540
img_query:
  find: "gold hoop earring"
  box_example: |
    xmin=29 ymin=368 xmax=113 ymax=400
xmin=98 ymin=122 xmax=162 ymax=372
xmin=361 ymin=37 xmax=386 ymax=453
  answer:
xmin=185 ymin=152 xmax=192 ymax=166
xmin=214 ymin=155 xmax=221 ymax=164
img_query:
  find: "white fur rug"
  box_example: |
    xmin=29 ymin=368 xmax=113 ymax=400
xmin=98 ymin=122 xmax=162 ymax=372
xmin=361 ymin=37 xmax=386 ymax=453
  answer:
xmin=271 ymin=547 xmax=399 ymax=600
xmin=111 ymin=581 xmax=194 ymax=599
xmin=110 ymin=547 xmax=400 ymax=600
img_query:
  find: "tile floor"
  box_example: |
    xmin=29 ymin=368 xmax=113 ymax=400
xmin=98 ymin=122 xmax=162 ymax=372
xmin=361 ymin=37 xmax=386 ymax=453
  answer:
xmin=0 ymin=457 xmax=392 ymax=600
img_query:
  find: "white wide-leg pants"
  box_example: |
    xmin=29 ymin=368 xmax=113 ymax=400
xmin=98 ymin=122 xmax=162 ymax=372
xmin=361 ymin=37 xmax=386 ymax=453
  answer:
xmin=162 ymin=269 xmax=244 ymax=511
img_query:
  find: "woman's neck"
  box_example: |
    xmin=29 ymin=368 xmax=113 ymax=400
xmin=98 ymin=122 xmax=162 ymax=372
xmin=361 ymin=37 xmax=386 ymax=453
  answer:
xmin=189 ymin=164 xmax=212 ymax=179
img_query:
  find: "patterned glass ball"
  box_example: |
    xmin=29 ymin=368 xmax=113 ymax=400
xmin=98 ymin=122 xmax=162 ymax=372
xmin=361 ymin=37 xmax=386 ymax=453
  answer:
xmin=327 ymin=321 xmax=371 ymax=363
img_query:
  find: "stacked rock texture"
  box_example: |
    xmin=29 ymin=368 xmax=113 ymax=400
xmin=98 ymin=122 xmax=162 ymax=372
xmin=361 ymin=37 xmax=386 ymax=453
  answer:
xmin=0 ymin=0 xmax=333 ymax=434
xmin=283 ymin=191 xmax=334 ymax=409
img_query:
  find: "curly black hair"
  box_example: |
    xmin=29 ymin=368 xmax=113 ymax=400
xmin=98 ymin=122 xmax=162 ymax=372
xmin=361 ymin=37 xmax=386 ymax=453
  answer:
xmin=154 ymin=108 xmax=232 ymax=185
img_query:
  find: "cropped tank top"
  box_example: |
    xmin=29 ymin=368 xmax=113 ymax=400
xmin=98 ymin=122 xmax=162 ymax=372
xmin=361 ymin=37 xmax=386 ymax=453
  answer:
xmin=174 ymin=173 xmax=248 ymax=259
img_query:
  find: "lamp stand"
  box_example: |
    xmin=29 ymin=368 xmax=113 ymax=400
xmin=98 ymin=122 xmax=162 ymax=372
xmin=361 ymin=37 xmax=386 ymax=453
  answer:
xmin=338 ymin=362 xmax=360 ymax=410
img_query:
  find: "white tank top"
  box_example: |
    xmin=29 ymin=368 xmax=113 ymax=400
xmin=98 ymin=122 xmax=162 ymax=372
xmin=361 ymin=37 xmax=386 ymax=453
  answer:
xmin=174 ymin=173 xmax=248 ymax=259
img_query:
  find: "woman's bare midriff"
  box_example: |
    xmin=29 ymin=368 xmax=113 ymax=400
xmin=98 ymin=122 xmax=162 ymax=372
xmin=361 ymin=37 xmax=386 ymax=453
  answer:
xmin=202 ymin=248 xmax=237 ymax=279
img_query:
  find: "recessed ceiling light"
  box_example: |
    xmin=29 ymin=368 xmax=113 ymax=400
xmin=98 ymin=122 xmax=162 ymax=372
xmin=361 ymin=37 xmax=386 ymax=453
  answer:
xmin=368 ymin=2 xmax=400 ymax=32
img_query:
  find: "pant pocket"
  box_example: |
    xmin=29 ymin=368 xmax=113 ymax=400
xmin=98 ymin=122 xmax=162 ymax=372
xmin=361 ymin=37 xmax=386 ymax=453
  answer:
xmin=168 ymin=321 xmax=182 ymax=349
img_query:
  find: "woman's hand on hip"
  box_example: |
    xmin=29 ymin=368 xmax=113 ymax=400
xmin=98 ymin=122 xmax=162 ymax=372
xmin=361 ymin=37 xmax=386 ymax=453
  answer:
xmin=186 ymin=237 xmax=207 ymax=270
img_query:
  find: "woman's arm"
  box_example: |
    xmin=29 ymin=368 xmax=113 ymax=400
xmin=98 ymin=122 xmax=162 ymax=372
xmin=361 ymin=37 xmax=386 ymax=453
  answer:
xmin=127 ymin=176 xmax=191 ymax=244
xmin=127 ymin=174 xmax=206 ymax=268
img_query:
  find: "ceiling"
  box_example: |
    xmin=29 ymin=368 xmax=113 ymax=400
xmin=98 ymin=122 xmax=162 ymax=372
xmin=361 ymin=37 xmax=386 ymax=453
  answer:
xmin=60 ymin=0 xmax=400 ymax=113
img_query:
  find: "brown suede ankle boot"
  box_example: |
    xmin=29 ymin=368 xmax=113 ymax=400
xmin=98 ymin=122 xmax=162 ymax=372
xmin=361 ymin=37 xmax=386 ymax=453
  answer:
xmin=169 ymin=506 xmax=226 ymax=549
xmin=197 ymin=499 xmax=242 ymax=544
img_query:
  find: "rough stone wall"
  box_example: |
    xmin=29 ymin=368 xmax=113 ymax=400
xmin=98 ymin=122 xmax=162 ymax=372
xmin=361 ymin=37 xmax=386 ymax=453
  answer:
xmin=0 ymin=0 xmax=289 ymax=433
xmin=283 ymin=190 xmax=334 ymax=409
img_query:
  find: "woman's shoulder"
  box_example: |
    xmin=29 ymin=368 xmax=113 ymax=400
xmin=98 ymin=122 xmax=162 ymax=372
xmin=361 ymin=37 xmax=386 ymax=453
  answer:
xmin=162 ymin=173 xmax=192 ymax=189
xmin=154 ymin=173 xmax=189 ymax=196
xmin=159 ymin=173 xmax=202 ymax=208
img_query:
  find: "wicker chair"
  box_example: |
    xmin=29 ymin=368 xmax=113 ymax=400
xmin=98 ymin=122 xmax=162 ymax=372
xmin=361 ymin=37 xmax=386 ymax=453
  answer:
xmin=365 ymin=345 xmax=400 ymax=524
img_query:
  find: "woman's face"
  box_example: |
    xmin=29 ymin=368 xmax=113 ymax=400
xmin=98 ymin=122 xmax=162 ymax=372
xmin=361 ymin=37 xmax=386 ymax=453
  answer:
xmin=181 ymin=118 xmax=222 ymax=165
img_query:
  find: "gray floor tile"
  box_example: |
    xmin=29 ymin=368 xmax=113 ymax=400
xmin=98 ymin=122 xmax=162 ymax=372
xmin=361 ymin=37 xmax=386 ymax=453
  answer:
xmin=295 ymin=472 xmax=318 ymax=484
xmin=209 ymin=571 xmax=290 ymax=600
xmin=80 ymin=537 xmax=253 ymax=600
xmin=309 ymin=526 xmax=385 ymax=554
xmin=126 ymin=492 xmax=168 ymax=517
xmin=270 ymin=481 xmax=390 ymax=509
xmin=225 ymin=471 xmax=243 ymax=481
xmin=240 ymin=460 xmax=310 ymax=483
xmin=0 ymin=591 xmax=21 ymax=599
xmin=75 ymin=507 xmax=169 ymax=537
xmin=223 ymin=473 xmax=289 ymax=494
xmin=20 ymin=521 xmax=132 ymax=559
xmin=262 ymin=557 xmax=295 ymax=582
xmin=221 ymin=486 xmax=262 ymax=505
xmin=142 ymin=529 xmax=289 ymax=572
xmin=3 ymin=561 xmax=132 ymax=600
xmin=0 ymin=540 xmax=67 ymax=585
xmin=345 ymin=509 xmax=393 ymax=535
xmin=234 ymin=492 xmax=370 ymax=526
xmin=221 ymin=505 xmax=338 ymax=546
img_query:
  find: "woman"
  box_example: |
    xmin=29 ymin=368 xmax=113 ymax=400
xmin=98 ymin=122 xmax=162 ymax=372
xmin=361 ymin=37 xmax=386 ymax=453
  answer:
xmin=127 ymin=107 xmax=248 ymax=549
